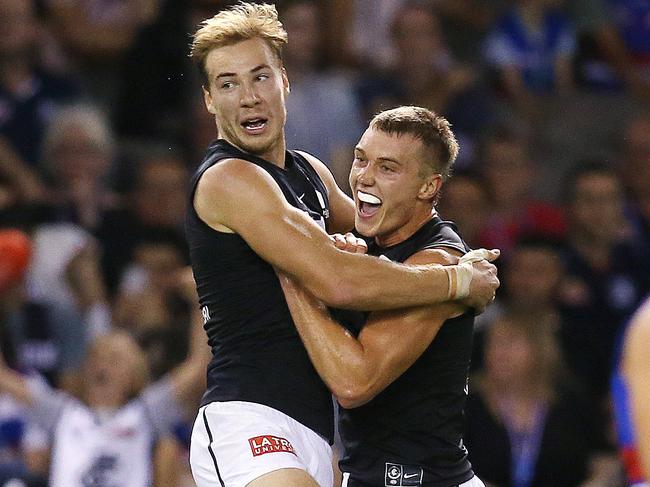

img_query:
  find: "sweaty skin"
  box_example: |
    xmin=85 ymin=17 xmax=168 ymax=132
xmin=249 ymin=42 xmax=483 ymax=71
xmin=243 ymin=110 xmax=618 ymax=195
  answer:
xmin=195 ymin=37 xmax=500 ymax=312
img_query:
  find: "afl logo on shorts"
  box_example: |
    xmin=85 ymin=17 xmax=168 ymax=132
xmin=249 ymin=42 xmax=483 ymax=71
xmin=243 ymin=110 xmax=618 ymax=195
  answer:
xmin=248 ymin=435 xmax=296 ymax=457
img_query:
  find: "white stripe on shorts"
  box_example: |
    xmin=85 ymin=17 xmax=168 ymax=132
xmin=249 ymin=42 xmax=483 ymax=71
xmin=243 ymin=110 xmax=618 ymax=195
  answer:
xmin=190 ymin=401 xmax=333 ymax=487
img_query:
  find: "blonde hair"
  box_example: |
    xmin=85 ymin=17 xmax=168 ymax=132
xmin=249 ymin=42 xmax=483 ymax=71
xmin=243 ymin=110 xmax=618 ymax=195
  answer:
xmin=190 ymin=2 xmax=288 ymax=86
xmin=370 ymin=106 xmax=459 ymax=180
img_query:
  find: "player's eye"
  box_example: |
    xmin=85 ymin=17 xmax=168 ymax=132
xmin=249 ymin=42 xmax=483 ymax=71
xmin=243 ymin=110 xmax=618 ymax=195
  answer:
xmin=353 ymin=156 xmax=367 ymax=166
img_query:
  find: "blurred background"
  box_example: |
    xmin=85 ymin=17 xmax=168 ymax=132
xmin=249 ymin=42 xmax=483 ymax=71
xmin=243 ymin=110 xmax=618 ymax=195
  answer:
xmin=0 ymin=0 xmax=649 ymax=485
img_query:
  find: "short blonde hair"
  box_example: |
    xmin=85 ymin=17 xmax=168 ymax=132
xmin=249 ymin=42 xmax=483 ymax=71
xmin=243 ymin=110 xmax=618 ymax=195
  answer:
xmin=370 ymin=106 xmax=459 ymax=180
xmin=190 ymin=2 xmax=288 ymax=86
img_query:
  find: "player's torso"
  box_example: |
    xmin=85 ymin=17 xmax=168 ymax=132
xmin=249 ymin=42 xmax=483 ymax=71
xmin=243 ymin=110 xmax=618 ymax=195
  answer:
xmin=49 ymin=401 xmax=154 ymax=487
xmin=185 ymin=140 xmax=334 ymax=443
xmin=335 ymin=217 xmax=475 ymax=487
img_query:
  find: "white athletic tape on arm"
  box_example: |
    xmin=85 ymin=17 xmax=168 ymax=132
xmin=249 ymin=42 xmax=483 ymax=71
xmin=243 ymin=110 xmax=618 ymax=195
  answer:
xmin=447 ymin=249 xmax=492 ymax=300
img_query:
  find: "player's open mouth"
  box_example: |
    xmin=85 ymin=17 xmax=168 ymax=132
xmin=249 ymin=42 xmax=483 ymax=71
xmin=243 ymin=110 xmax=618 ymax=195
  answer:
xmin=357 ymin=190 xmax=382 ymax=217
xmin=92 ymin=369 xmax=110 ymax=386
xmin=241 ymin=118 xmax=268 ymax=134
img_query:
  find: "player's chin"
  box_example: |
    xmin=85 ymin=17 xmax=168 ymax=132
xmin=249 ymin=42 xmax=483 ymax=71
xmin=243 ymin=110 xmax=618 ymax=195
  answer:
xmin=353 ymin=219 xmax=377 ymax=239
xmin=241 ymin=134 xmax=274 ymax=153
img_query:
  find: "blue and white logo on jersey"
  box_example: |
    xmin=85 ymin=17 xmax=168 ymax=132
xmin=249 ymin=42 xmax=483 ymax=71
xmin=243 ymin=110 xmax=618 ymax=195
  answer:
xmin=385 ymin=462 xmax=423 ymax=486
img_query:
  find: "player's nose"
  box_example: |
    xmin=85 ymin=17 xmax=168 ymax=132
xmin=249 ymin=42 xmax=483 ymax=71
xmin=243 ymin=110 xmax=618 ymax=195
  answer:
xmin=240 ymin=82 xmax=261 ymax=107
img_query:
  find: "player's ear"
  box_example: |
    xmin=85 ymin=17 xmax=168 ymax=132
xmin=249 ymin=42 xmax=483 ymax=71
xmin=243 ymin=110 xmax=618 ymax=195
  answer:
xmin=282 ymin=67 xmax=290 ymax=94
xmin=203 ymin=86 xmax=217 ymax=115
xmin=418 ymin=174 xmax=442 ymax=201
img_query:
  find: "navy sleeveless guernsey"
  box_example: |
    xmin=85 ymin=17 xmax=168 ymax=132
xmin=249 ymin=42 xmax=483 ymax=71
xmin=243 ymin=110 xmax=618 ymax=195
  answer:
xmin=185 ymin=139 xmax=334 ymax=443
xmin=333 ymin=216 xmax=476 ymax=486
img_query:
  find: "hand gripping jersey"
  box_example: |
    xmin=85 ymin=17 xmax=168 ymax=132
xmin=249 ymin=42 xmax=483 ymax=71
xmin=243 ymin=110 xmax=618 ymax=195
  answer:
xmin=332 ymin=216 xmax=476 ymax=487
xmin=185 ymin=140 xmax=334 ymax=443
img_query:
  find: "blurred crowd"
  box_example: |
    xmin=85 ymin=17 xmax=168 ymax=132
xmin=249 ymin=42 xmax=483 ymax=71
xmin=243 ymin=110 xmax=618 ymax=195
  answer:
xmin=0 ymin=0 xmax=649 ymax=485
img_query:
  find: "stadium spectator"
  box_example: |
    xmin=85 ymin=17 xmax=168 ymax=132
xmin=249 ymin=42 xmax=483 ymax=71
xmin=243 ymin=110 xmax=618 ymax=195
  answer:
xmin=484 ymin=0 xmax=576 ymax=117
xmin=39 ymin=104 xmax=121 ymax=230
xmin=476 ymin=126 xmax=566 ymax=257
xmin=560 ymin=162 xmax=650 ymax=399
xmin=0 ymin=0 xmax=80 ymax=170
xmin=465 ymin=315 xmax=620 ymax=486
xmin=96 ymin=151 xmax=188 ymax=295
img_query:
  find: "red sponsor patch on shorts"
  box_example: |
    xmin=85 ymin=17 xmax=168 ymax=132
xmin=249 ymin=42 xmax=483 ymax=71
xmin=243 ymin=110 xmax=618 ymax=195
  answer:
xmin=248 ymin=435 xmax=296 ymax=457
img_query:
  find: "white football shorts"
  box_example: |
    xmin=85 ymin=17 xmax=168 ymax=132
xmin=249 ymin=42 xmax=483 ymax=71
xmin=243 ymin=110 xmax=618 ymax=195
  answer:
xmin=190 ymin=401 xmax=333 ymax=487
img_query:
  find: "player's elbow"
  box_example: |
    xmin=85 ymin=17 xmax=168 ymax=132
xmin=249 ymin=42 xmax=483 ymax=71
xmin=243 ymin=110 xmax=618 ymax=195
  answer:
xmin=336 ymin=390 xmax=373 ymax=409
xmin=334 ymin=383 xmax=376 ymax=409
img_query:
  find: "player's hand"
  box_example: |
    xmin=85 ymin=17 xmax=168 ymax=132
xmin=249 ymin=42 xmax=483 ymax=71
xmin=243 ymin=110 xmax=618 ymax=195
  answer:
xmin=459 ymin=249 xmax=500 ymax=313
xmin=330 ymin=233 xmax=368 ymax=254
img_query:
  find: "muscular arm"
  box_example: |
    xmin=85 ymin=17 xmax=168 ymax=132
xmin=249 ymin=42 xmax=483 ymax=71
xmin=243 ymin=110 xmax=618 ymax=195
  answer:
xmin=623 ymin=299 xmax=650 ymax=479
xmin=279 ymin=248 xmax=466 ymax=409
xmin=195 ymin=159 xmax=499 ymax=310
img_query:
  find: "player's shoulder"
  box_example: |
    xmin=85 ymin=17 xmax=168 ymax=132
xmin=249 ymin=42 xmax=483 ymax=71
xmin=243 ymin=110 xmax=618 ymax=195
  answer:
xmin=294 ymin=150 xmax=335 ymax=183
xmin=422 ymin=216 xmax=467 ymax=252
xmin=434 ymin=218 xmax=465 ymax=244
xmin=623 ymin=298 xmax=650 ymax=378
xmin=294 ymin=149 xmax=323 ymax=168
xmin=198 ymin=157 xmax=271 ymax=192
xmin=405 ymin=247 xmax=460 ymax=266
xmin=627 ymin=298 xmax=650 ymax=347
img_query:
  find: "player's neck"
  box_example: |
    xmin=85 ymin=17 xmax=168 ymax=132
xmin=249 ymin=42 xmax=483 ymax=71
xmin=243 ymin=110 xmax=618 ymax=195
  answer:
xmin=375 ymin=208 xmax=437 ymax=248
xmin=263 ymin=138 xmax=287 ymax=168
xmin=225 ymin=135 xmax=287 ymax=168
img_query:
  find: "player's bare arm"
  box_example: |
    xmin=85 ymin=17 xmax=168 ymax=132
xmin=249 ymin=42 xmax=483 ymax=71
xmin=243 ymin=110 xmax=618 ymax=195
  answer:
xmin=278 ymin=247 xmax=466 ymax=409
xmin=194 ymin=160 xmax=499 ymax=311
xmin=623 ymin=299 xmax=650 ymax=478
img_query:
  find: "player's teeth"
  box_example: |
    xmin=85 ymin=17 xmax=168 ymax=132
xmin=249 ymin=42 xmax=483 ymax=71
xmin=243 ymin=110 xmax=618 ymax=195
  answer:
xmin=357 ymin=191 xmax=381 ymax=205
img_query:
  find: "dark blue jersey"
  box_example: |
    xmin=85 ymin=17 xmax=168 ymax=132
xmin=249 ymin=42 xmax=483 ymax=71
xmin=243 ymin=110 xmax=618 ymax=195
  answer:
xmin=333 ymin=216 xmax=475 ymax=487
xmin=185 ymin=140 xmax=334 ymax=443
